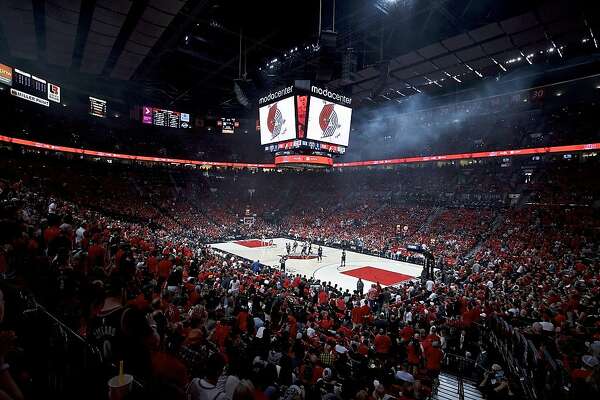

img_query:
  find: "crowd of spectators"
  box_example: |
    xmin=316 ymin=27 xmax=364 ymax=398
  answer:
xmin=0 ymin=150 xmax=598 ymax=400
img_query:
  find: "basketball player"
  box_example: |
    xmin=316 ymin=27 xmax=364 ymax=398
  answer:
xmin=317 ymin=246 xmax=323 ymax=262
xmin=308 ymin=242 xmax=312 ymax=254
xmin=286 ymin=242 xmax=291 ymax=255
xmin=341 ymin=249 xmax=346 ymax=267
xmin=293 ymin=241 xmax=298 ymax=253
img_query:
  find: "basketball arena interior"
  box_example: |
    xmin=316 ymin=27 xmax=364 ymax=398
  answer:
xmin=0 ymin=1 xmax=599 ymax=399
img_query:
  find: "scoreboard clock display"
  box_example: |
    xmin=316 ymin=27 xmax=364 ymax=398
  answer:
xmin=142 ymin=106 xmax=191 ymax=129
xmin=8 ymin=67 xmax=61 ymax=107
xmin=219 ymin=117 xmax=237 ymax=134
xmin=89 ymin=97 xmax=107 ymax=118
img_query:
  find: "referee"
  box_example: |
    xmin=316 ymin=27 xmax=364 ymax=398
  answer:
xmin=280 ymin=255 xmax=287 ymax=273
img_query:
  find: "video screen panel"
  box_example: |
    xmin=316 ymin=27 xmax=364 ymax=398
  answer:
xmin=89 ymin=97 xmax=107 ymax=118
xmin=306 ymin=97 xmax=352 ymax=146
xmin=0 ymin=63 xmax=12 ymax=86
xmin=259 ymin=96 xmax=297 ymax=145
xmin=1 ymin=64 xmax=61 ymax=107
xmin=10 ymin=68 xmax=56 ymax=107
xmin=180 ymin=113 xmax=191 ymax=128
xmin=220 ymin=117 xmax=236 ymax=134
xmin=142 ymin=106 xmax=191 ymax=128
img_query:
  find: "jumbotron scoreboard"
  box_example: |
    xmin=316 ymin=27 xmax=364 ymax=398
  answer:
xmin=142 ymin=105 xmax=191 ymax=129
xmin=0 ymin=62 xmax=61 ymax=107
xmin=258 ymin=81 xmax=352 ymax=168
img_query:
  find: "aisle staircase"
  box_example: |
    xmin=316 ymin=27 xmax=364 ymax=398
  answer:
xmin=463 ymin=211 xmax=505 ymax=259
xmin=417 ymin=206 xmax=445 ymax=234
xmin=433 ymin=372 xmax=484 ymax=400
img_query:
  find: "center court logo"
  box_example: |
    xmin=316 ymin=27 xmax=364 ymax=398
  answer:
xmin=267 ymin=102 xmax=286 ymax=139
xmin=318 ymin=103 xmax=341 ymax=139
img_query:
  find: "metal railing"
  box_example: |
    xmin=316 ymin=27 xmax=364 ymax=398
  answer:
xmin=442 ymin=353 xmax=485 ymax=400
xmin=483 ymin=316 xmax=570 ymax=400
xmin=10 ymin=289 xmax=145 ymax=399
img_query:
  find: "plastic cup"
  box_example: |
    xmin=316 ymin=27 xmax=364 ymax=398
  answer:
xmin=108 ymin=374 xmax=133 ymax=400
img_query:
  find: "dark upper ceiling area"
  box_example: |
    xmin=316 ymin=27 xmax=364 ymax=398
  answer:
xmin=333 ymin=0 xmax=600 ymax=107
xmin=0 ymin=0 xmax=322 ymax=111
xmin=0 ymin=0 xmax=598 ymax=113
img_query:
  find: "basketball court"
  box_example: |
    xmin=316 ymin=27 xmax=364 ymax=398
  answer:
xmin=210 ymin=238 xmax=422 ymax=292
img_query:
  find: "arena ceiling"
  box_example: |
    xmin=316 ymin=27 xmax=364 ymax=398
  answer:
xmin=0 ymin=0 xmax=597 ymax=111
xmin=328 ymin=0 xmax=600 ymax=106
xmin=0 ymin=0 xmax=319 ymax=109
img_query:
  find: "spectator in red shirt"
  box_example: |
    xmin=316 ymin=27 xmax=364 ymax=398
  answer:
xmin=157 ymin=256 xmax=173 ymax=280
xmin=319 ymin=312 xmax=333 ymax=331
xmin=211 ymin=320 xmax=231 ymax=351
xmin=147 ymin=254 xmax=158 ymax=276
xmin=400 ymin=323 xmax=415 ymax=343
xmin=425 ymin=341 xmax=444 ymax=379
xmin=87 ymin=240 xmax=106 ymax=268
xmin=407 ymin=334 xmax=423 ymax=374
xmin=374 ymin=328 xmax=392 ymax=355
xmin=318 ymin=289 xmax=329 ymax=305
xmin=237 ymin=308 xmax=250 ymax=333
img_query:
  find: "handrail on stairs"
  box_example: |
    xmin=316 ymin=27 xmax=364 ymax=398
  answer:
xmin=441 ymin=353 xmax=487 ymax=400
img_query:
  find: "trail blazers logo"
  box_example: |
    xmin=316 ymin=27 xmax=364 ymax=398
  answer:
xmin=318 ymin=103 xmax=341 ymax=139
xmin=267 ymin=102 xmax=286 ymax=139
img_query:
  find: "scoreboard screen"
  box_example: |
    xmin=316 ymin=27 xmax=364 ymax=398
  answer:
xmin=258 ymin=83 xmax=353 ymax=158
xmin=142 ymin=106 xmax=191 ymax=129
xmin=258 ymin=96 xmax=297 ymax=145
xmin=306 ymin=96 xmax=352 ymax=146
xmin=8 ymin=67 xmax=61 ymax=107
xmin=180 ymin=112 xmax=191 ymax=128
xmin=89 ymin=97 xmax=107 ymax=118
xmin=0 ymin=63 xmax=12 ymax=85
xmin=220 ymin=117 xmax=237 ymax=134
